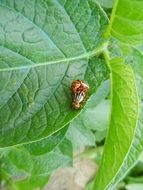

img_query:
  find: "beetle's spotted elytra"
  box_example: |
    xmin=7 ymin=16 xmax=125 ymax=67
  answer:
xmin=71 ymin=80 xmax=89 ymax=109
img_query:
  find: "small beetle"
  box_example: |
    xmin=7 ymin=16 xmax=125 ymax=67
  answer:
xmin=71 ymin=80 xmax=89 ymax=109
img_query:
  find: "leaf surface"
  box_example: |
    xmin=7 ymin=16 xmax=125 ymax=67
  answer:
xmin=0 ymin=134 xmax=72 ymax=190
xmin=108 ymin=49 xmax=143 ymax=189
xmin=110 ymin=0 xmax=143 ymax=45
xmin=95 ymin=0 xmax=113 ymax=8
xmin=94 ymin=58 xmax=139 ymax=190
xmin=94 ymin=0 xmax=143 ymax=188
xmin=0 ymin=0 xmax=109 ymax=147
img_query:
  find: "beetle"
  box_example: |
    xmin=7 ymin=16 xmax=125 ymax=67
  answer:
xmin=71 ymin=80 xmax=89 ymax=109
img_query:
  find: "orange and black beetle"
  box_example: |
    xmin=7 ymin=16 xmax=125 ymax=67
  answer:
xmin=71 ymin=80 xmax=89 ymax=109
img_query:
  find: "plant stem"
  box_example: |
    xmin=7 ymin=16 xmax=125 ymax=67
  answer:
xmin=104 ymin=0 xmax=118 ymax=38
xmin=77 ymin=146 xmax=104 ymax=160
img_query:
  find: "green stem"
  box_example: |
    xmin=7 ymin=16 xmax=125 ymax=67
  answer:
xmin=92 ymin=1 xmax=119 ymax=189
xmin=77 ymin=146 xmax=104 ymax=160
xmin=104 ymin=0 xmax=118 ymax=38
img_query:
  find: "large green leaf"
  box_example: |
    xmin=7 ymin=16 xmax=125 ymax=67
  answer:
xmin=0 ymin=0 xmax=107 ymax=69
xmin=108 ymin=49 xmax=143 ymax=188
xmin=109 ymin=0 xmax=143 ymax=46
xmin=0 ymin=134 xmax=72 ymax=190
xmin=93 ymin=0 xmax=143 ymax=188
xmin=94 ymin=58 xmax=139 ymax=189
xmin=93 ymin=51 xmax=143 ymax=189
xmin=0 ymin=0 xmax=109 ymax=147
xmin=0 ymin=126 xmax=71 ymax=190
xmin=106 ymin=0 xmax=143 ymax=187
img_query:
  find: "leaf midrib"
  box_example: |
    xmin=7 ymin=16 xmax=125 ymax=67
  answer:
xmin=104 ymin=0 xmax=118 ymax=37
xmin=0 ymin=1 xmax=108 ymax=72
xmin=0 ymin=42 xmax=107 ymax=72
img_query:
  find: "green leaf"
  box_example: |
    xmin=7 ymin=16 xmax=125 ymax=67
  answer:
xmin=129 ymin=151 xmax=143 ymax=176
xmin=0 ymin=0 xmax=109 ymax=147
xmin=22 ymin=125 xmax=68 ymax=156
xmin=95 ymin=0 xmax=113 ymax=8
xmin=83 ymin=99 xmax=110 ymax=131
xmin=107 ymin=49 xmax=143 ymax=188
xmin=109 ymin=0 xmax=143 ymax=46
xmin=0 ymin=136 xmax=72 ymax=190
xmin=86 ymin=181 xmax=94 ymax=190
xmin=126 ymin=184 xmax=143 ymax=190
xmin=0 ymin=0 xmax=107 ymax=70
xmin=93 ymin=0 xmax=143 ymax=188
xmin=67 ymin=118 xmax=95 ymax=150
xmin=127 ymin=48 xmax=143 ymax=100
xmin=0 ymin=126 xmax=71 ymax=190
xmin=94 ymin=49 xmax=143 ymax=189
xmin=94 ymin=57 xmax=139 ymax=189
xmin=127 ymin=176 xmax=143 ymax=184
xmin=0 ymin=57 xmax=109 ymax=148
xmin=15 ymin=175 xmax=50 ymax=190
xmin=95 ymin=130 xmax=107 ymax=143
